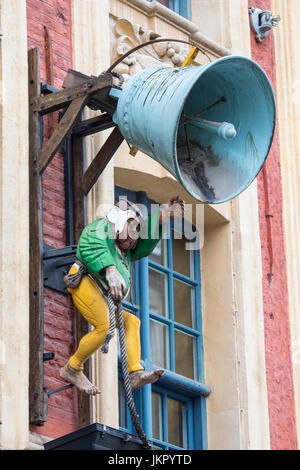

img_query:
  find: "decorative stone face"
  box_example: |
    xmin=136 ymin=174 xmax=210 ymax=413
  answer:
xmin=110 ymin=17 xmax=189 ymax=82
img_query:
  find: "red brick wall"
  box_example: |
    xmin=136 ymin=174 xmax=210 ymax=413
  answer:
xmin=249 ymin=0 xmax=297 ymax=450
xmin=27 ymin=0 xmax=78 ymax=438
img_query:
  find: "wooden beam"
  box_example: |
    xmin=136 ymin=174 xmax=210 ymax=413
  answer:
xmin=72 ymin=113 xmax=116 ymax=137
xmin=82 ymin=126 xmax=124 ymax=195
xmin=38 ymin=95 xmax=88 ymax=173
xmin=28 ymin=48 xmax=46 ymax=425
xmin=72 ymin=133 xmax=86 ymax=243
xmin=44 ymin=26 xmax=55 ymax=139
xmin=37 ymin=74 xmax=112 ymax=115
xmin=44 ymin=26 xmax=54 ymax=87
xmin=71 ymin=132 xmax=91 ymax=427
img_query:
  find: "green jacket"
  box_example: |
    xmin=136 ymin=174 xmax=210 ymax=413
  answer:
xmin=76 ymin=208 xmax=163 ymax=293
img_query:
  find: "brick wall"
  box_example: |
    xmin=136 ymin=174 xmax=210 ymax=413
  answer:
xmin=249 ymin=0 xmax=297 ymax=450
xmin=27 ymin=0 xmax=78 ymax=438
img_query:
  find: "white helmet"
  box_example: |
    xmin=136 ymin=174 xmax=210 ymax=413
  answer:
xmin=106 ymin=198 xmax=145 ymax=235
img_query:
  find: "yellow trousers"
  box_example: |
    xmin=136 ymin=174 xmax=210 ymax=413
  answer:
xmin=67 ymin=265 xmax=143 ymax=373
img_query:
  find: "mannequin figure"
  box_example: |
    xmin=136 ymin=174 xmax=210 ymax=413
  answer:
xmin=60 ymin=196 xmax=185 ymax=395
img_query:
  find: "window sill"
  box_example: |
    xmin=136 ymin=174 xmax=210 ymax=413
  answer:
xmin=149 ymin=367 xmax=211 ymax=397
xmin=123 ymin=0 xmax=231 ymax=58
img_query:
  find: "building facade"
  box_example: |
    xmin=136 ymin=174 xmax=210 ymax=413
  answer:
xmin=0 ymin=0 xmax=299 ymax=450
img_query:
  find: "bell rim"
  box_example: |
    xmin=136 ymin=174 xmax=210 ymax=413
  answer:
xmin=172 ymin=55 xmax=276 ymax=204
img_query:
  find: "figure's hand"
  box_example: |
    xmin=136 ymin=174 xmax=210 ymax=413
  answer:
xmin=159 ymin=196 xmax=185 ymax=224
xmin=104 ymin=265 xmax=127 ymax=302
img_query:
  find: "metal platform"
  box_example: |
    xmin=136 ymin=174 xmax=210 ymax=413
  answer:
xmin=44 ymin=423 xmax=145 ymax=451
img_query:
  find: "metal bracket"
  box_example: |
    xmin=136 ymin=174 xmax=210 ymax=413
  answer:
xmin=43 ymin=244 xmax=77 ymax=293
xmin=47 ymin=384 xmax=74 ymax=397
xmin=43 ymin=352 xmax=55 ymax=361
xmin=249 ymin=7 xmax=281 ymax=42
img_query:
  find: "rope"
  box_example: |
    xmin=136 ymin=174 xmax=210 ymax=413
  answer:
xmin=101 ymin=292 xmax=116 ymax=353
xmin=102 ymin=291 xmax=152 ymax=450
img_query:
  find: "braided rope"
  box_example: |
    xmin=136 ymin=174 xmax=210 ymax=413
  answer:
xmin=116 ymin=300 xmax=152 ymax=450
xmin=101 ymin=292 xmax=116 ymax=353
xmin=102 ymin=292 xmax=152 ymax=449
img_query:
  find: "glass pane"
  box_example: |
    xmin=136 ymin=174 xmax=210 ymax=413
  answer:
xmin=172 ymin=231 xmax=191 ymax=278
xmin=167 ymin=397 xmax=187 ymax=448
xmin=173 ymin=279 xmax=195 ymax=328
xmin=150 ymin=320 xmax=169 ymax=369
xmin=157 ymin=0 xmax=173 ymax=8
xmin=152 ymin=392 xmax=163 ymax=441
xmin=149 ymin=268 xmax=168 ymax=317
xmin=174 ymin=330 xmax=196 ymax=379
xmin=149 ymin=239 xmax=167 ymax=266
xmin=118 ymin=379 xmax=126 ymax=429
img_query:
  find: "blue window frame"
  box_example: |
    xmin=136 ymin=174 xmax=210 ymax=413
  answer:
xmin=115 ymin=186 xmax=209 ymax=450
xmin=148 ymin=0 xmax=192 ymax=21
xmin=151 ymin=386 xmax=193 ymax=449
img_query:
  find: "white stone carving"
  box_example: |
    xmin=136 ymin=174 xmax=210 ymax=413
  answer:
xmin=111 ymin=17 xmax=189 ymax=82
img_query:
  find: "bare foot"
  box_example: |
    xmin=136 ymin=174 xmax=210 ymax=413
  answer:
xmin=60 ymin=363 xmax=101 ymax=396
xmin=129 ymin=369 xmax=164 ymax=391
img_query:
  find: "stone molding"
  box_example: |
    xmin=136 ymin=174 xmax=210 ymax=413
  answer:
xmin=123 ymin=0 xmax=231 ymax=57
xmin=110 ymin=17 xmax=190 ymax=81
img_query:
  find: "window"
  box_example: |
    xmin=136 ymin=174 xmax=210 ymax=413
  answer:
xmin=152 ymin=388 xmax=192 ymax=449
xmin=148 ymin=232 xmax=201 ymax=381
xmin=148 ymin=0 xmax=192 ymax=20
xmin=116 ymin=187 xmax=208 ymax=450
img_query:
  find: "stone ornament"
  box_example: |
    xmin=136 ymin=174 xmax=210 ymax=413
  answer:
xmin=111 ymin=17 xmax=189 ymax=82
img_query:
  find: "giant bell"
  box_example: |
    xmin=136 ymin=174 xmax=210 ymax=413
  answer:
xmin=112 ymin=56 xmax=276 ymax=204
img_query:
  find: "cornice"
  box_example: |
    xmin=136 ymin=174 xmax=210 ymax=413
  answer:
xmin=122 ymin=0 xmax=231 ymax=57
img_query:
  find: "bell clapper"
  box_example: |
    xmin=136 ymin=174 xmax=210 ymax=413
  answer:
xmin=193 ymin=96 xmax=227 ymax=119
xmin=181 ymin=96 xmax=227 ymax=127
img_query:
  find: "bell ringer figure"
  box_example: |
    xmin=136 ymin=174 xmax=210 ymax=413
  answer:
xmin=60 ymin=196 xmax=185 ymax=395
